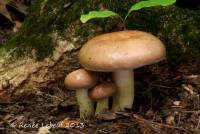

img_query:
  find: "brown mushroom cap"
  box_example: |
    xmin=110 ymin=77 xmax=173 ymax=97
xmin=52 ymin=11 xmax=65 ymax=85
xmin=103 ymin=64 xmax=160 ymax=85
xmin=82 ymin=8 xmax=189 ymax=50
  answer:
xmin=64 ymin=69 xmax=98 ymax=90
xmin=89 ymin=82 xmax=117 ymax=101
xmin=79 ymin=30 xmax=166 ymax=72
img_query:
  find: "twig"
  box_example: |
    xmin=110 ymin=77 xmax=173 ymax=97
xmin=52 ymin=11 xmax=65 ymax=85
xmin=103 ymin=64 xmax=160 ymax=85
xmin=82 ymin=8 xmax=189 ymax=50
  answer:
xmin=152 ymin=84 xmax=174 ymax=89
xmin=179 ymin=110 xmax=200 ymax=114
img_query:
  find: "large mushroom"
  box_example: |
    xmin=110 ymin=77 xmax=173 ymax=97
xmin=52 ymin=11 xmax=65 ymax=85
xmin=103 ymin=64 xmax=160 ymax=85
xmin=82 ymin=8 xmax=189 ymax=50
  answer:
xmin=89 ymin=82 xmax=117 ymax=116
xmin=79 ymin=30 xmax=166 ymax=111
xmin=64 ymin=69 xmax=98 ymax=118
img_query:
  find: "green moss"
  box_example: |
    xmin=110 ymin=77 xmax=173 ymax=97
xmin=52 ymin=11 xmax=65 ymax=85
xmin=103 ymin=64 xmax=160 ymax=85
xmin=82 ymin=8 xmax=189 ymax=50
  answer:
xmin=125 ymin=6 xmax=200 ymax=62
xmin=4 ymin=0 xmax=86 ymax=60
xmin=2 ymin=0 xmax=200 ymax=64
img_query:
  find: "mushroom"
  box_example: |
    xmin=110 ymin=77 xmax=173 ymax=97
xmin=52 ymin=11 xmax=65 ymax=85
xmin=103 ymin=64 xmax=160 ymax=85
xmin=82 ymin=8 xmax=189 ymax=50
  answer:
xmin=89 ymin=82 xmax=117 ymax=116
xmin=78 ymin=30 xmax=166 ymax=111
xmin=64 ymin=69 xmax=98 ymax=118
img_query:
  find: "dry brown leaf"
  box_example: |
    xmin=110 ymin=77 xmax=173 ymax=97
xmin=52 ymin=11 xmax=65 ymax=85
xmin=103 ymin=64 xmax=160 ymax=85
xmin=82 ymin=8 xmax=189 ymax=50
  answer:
xmin=7 ymin=0 xmax=27 ymax=15
xmin=96 ymin=110 xmax=118 ymax=120
xmin=165 ymin=115 xmax=175 ymax=125
xmin=0 ymin=0 xmax=13 ymax=22
xmin=112 ymin=123 xmax=131 ymax=130
xmin=37 ymin=126 xmax=51 ymax=134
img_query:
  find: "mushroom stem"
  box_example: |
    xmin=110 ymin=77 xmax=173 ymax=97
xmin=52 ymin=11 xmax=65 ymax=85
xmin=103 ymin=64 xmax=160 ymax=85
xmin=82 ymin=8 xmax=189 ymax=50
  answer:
xmin=112 ymin=70 xmax=134 ymax=111
xmin=95 ymin=98 xmax=109 ymax=116
xmin=76 ymin=89 xmax=94 ymax=118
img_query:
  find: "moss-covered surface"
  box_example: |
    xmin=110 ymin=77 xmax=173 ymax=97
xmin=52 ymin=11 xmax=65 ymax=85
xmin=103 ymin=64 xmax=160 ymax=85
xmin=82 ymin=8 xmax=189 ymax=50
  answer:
xmin=1 ymin=0 xmax=200 ymax=63
xmin=3 ymin=0 xmax=81 ymax=60
xmin=125 ymin=6 xmax=200 ymax=64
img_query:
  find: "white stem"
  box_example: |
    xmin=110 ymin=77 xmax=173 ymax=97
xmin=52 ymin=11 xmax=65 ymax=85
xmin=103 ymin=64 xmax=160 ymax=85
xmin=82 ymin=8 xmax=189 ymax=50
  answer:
xmin=112 ymin=70 xmax=134 ymax=111
xmin=76 ymin=89 xmax=94 ymax=118
xmin=95 ymin=98 xmax=109 ymax=116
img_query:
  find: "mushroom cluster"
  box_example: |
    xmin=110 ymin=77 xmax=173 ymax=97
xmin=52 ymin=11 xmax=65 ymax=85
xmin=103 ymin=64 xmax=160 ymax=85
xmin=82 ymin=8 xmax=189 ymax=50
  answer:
xmin=64 ymin=69 xmax=117 ymax=118
xmin=79 ymin=30 xmax=166 ymax=111
xmin=64 ymin=30 xmax=166 ymax=118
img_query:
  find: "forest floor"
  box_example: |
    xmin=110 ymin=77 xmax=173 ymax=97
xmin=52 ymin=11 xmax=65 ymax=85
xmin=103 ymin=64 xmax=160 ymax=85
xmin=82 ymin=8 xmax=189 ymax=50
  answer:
xmin=0 ymin=16 xmax=200 ymax=134
xmin=0 ymin=58 xmax=199 ymax=134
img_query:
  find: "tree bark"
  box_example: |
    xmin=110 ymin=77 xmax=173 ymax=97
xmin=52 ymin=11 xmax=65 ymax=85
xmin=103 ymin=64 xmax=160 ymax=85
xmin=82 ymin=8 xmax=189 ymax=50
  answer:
xmin=0 ymin=0 xmax=199 ymax=101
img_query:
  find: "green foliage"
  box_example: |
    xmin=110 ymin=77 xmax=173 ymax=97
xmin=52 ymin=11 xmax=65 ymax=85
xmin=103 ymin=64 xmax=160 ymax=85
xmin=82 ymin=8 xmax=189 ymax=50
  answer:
xmin=128 ymin=0 xmax=176 ymax=12
xmin=80 ymin=0 xmax=176 ymax=26
xmin=126 ymin=0 xmax=176 ymax=19
xmin=80 ymin=10 xmax=119 ymax=23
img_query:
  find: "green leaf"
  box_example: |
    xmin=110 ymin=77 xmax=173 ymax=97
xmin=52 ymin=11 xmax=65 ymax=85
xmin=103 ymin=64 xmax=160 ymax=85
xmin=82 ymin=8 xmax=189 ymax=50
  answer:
xmin=127 ymin=0 xmax=176 ymax=16
xmin=80 ymin=10 xmax=119 ymax=23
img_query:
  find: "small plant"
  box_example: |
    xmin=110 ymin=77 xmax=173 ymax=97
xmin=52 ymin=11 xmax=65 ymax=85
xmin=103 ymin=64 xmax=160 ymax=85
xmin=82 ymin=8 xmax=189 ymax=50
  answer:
xmin=80 ymin=0 xmax=176 ymax=29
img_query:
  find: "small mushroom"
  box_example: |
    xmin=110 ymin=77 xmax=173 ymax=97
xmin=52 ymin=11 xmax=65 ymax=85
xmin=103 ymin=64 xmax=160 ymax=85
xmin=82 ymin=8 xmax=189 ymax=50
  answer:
xmin=89 ymin=82 xmax=117 ymax=116
xmin=79 ymin=30 xmax=166 ymax=111
xmin=64 ymin=69 xmax=98 ymax=118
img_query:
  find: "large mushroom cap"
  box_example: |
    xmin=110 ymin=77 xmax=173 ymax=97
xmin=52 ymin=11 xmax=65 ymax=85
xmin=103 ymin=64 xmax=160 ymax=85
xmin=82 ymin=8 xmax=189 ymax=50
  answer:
xmin=79 ymin=30 xmax=166 ymax=72
xmin=89 ymin=82 xmax=117 ymax=101
xmin=64 ymin=69 xmax=98 ymax=90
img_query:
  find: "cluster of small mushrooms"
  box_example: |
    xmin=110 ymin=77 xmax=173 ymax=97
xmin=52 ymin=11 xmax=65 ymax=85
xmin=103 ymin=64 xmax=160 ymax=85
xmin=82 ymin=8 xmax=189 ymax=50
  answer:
xmin=64 ymin=30 xmax=166 ymax=118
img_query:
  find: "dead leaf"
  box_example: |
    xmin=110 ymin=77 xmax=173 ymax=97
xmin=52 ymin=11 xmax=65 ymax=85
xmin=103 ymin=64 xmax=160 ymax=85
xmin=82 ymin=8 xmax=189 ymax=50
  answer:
xmin=0 ymin=0 xmax=13 ymax=22
xmin=165 ymin=115 xmax=175 ymax=125
xmin=171 ymin=100 xmax=186 ymax=108
xmin=37 ymin=126 xmax=51 ymax=134
xmin=173 ymin=101 xmax=181 ymax=106
xmin=96 ymin=110 xmax=118 ymax=120
xmin=145 ymin=108 xmax=155 ymax=119
xmin=112 ymin=123 xmax=131 ymax=130
xmin=7 ymin=0 xmax=27 ymax=15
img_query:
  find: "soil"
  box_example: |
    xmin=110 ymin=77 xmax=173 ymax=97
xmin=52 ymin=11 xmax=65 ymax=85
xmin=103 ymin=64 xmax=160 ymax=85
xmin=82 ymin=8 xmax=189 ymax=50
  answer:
xmin=0 ymin=10 xmax=200 ymax=134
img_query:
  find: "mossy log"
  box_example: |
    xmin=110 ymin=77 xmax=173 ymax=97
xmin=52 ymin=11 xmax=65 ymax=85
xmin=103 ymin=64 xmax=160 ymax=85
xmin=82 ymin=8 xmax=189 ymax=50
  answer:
xmin=0 ymin=0 xmax=199 ymax=101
